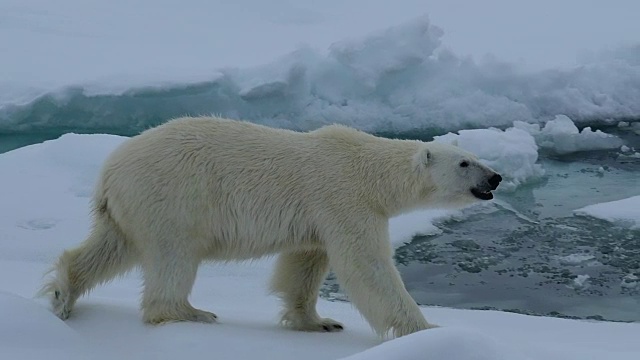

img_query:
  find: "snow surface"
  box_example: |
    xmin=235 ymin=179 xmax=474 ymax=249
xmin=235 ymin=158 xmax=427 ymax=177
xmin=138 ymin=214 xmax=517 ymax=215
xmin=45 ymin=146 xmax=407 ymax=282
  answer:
xmin=1 ymin=133 xmax=640 ymax=360
xmin=389 ymin=209 xmax=453 ymax=246
xmin=574 ymin=196 xmax=640 ymax=229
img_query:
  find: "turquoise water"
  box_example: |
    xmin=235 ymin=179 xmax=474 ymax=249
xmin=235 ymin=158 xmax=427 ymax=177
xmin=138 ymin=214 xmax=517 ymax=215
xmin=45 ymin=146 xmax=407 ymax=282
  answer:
xmin=0 ymin=133 xmax=66 ymax=153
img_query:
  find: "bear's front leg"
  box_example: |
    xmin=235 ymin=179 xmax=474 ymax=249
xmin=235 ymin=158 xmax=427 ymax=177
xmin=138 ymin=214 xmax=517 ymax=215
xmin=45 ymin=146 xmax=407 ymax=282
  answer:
xmin=325 ymin=226 xmax=438 ymax=338
xmin=270 ymin=248 xmax=344 ymax=332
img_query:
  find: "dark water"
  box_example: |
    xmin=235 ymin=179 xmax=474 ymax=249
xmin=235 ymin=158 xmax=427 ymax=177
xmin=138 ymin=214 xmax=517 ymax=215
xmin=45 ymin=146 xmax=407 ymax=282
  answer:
xmin=396 ymin=209 xmax=639 ymax=321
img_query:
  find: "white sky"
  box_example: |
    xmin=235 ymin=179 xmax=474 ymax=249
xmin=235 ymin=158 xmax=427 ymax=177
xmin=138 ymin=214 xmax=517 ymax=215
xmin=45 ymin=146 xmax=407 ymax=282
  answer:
xmin=1 ymin=0 xmax=638 ymax=89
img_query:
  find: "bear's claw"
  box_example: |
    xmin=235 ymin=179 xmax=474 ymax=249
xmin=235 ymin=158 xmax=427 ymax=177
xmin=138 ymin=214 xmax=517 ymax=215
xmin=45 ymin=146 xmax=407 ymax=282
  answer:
xmin=282 ymin=315 xmax=345 ymax=333
xmin=322 ymin=322 xmax=344 ymax=332
xmin=189 ymin=309 xmax=218 ymax=323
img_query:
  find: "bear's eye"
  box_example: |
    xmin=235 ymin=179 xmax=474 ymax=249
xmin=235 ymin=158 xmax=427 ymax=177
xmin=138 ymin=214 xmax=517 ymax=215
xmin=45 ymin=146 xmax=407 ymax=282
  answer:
xmin=460 ymin=161 xmax=469 ymax=168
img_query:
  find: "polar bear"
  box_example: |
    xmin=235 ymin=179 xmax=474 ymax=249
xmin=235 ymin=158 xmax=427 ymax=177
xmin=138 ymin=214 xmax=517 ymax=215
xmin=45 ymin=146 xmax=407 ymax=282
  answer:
xmin=41 ymin=116 xmax=501 ymax=338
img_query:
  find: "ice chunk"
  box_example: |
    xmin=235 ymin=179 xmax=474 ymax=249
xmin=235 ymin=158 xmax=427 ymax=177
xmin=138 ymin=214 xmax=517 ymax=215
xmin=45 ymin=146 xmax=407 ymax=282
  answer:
xmin=389 ymin=209 xmax=455 ymax=247
xmin=572 ymin=274 xmax=591 ymax=289
xmin=530 ymin=115 xmax=623 ymax=154
xmin=621 ymin=274 xmax=638 ymax=289
xmin=557 ymin=254 xmax=597 ymax=266
xmin=574 ymin=196 xmax=640 ymax=229
xmin=512 ymin=120 xmax=541 ymax=135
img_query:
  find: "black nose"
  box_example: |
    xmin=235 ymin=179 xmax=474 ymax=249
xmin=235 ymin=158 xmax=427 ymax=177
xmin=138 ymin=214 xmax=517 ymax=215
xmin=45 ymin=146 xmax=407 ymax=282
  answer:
xmin=488 ymin=173 xmax=502 ymax=190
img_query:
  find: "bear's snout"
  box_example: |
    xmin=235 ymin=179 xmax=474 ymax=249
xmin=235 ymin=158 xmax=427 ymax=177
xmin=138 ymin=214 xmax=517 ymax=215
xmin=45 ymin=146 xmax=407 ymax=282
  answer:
xmin=488 ymin=173 xmax=502 ymax=190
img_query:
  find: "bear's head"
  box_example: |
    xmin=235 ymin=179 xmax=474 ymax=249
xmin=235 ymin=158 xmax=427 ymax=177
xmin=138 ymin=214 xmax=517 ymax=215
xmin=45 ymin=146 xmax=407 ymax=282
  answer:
xmin=412 ymin=143 xmax=502 ymax=208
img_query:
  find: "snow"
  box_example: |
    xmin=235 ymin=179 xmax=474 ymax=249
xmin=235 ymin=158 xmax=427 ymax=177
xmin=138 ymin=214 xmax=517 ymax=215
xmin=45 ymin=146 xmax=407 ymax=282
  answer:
xmin=574 ymin=196 xmax=640 ymax=229
xmin=338 ymin=327 xmax=519 ymax=360
xmin=389 ymin=209 xmax=453 ymax=246
xmin=1 ymin=129 xmax=640 ymax=360
xmin=0 ymin=291 xmax=98 ymax=360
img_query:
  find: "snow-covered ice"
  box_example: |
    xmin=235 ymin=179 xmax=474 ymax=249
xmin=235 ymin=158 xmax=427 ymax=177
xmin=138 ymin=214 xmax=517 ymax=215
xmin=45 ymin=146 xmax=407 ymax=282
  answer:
xmin=515 ymin=115 xmax=624 ymax=154
xmin=1 ymin=133 xmax=639 ymax=360
xmin=621 ymin=275 xmax=639 ymax=289
xmin=338 ymin=327 xmax=519 ymax=360
xmin=0 ymin=291 xmax=99 ymax=360
xmin=571 ymin=275 xmax=591 ymax=289
xmin=2 ymin=2 xmax=640 ymax=135
xmin=556 ymin=254 xmax=597 ymax=266
xmin=574 ymin=196 xmax=640 ymax=229
xmin=389 ymin=209 xmax=454 ymax=246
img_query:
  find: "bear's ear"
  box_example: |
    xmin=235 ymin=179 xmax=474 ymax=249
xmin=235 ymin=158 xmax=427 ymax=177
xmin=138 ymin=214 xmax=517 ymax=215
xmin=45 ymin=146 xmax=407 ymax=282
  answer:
xmin=412 ymin=146 xmax=431 ymax=170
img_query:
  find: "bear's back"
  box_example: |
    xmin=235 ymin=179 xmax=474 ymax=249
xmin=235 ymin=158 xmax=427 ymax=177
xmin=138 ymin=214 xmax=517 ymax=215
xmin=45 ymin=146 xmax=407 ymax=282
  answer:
xmin=95 ymin=118 xmax=353 ymax=226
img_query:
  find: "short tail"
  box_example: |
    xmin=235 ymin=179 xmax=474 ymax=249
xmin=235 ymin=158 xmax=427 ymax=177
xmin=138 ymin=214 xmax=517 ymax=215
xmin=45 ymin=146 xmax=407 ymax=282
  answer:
xmin=38 ymin=211 xmax=137 ymax=320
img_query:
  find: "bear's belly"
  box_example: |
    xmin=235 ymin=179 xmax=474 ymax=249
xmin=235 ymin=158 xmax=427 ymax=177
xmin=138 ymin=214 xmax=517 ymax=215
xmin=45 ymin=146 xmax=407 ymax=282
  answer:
xmin=192 ymin=216 xmax=323 ymax=261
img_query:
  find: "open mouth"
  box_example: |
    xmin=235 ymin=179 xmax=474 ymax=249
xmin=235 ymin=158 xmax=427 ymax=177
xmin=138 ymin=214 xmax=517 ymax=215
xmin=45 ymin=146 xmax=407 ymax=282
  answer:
xmin=471 ymin=188 xmax=493 ymax=200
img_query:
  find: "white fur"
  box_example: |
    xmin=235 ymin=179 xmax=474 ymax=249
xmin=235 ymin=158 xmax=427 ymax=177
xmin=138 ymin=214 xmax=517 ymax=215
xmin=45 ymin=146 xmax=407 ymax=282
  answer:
xmin=40 ymin=116 xmax=498 ymax=338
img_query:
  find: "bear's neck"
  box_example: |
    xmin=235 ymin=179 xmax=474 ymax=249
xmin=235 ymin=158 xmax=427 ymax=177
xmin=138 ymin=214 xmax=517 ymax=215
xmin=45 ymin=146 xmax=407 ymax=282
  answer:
xmin=355 ymin=141 xmax=425 ymax=218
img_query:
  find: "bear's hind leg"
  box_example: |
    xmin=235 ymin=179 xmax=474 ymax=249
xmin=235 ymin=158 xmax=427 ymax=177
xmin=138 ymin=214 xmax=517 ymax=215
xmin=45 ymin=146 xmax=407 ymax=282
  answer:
xmin=140 ymin=248 xmax=217 ymax=325
xmin=270 ymin=248 xmax=343 ymax=332
xmin=39 ymin=212 xmax=137 ymax=320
